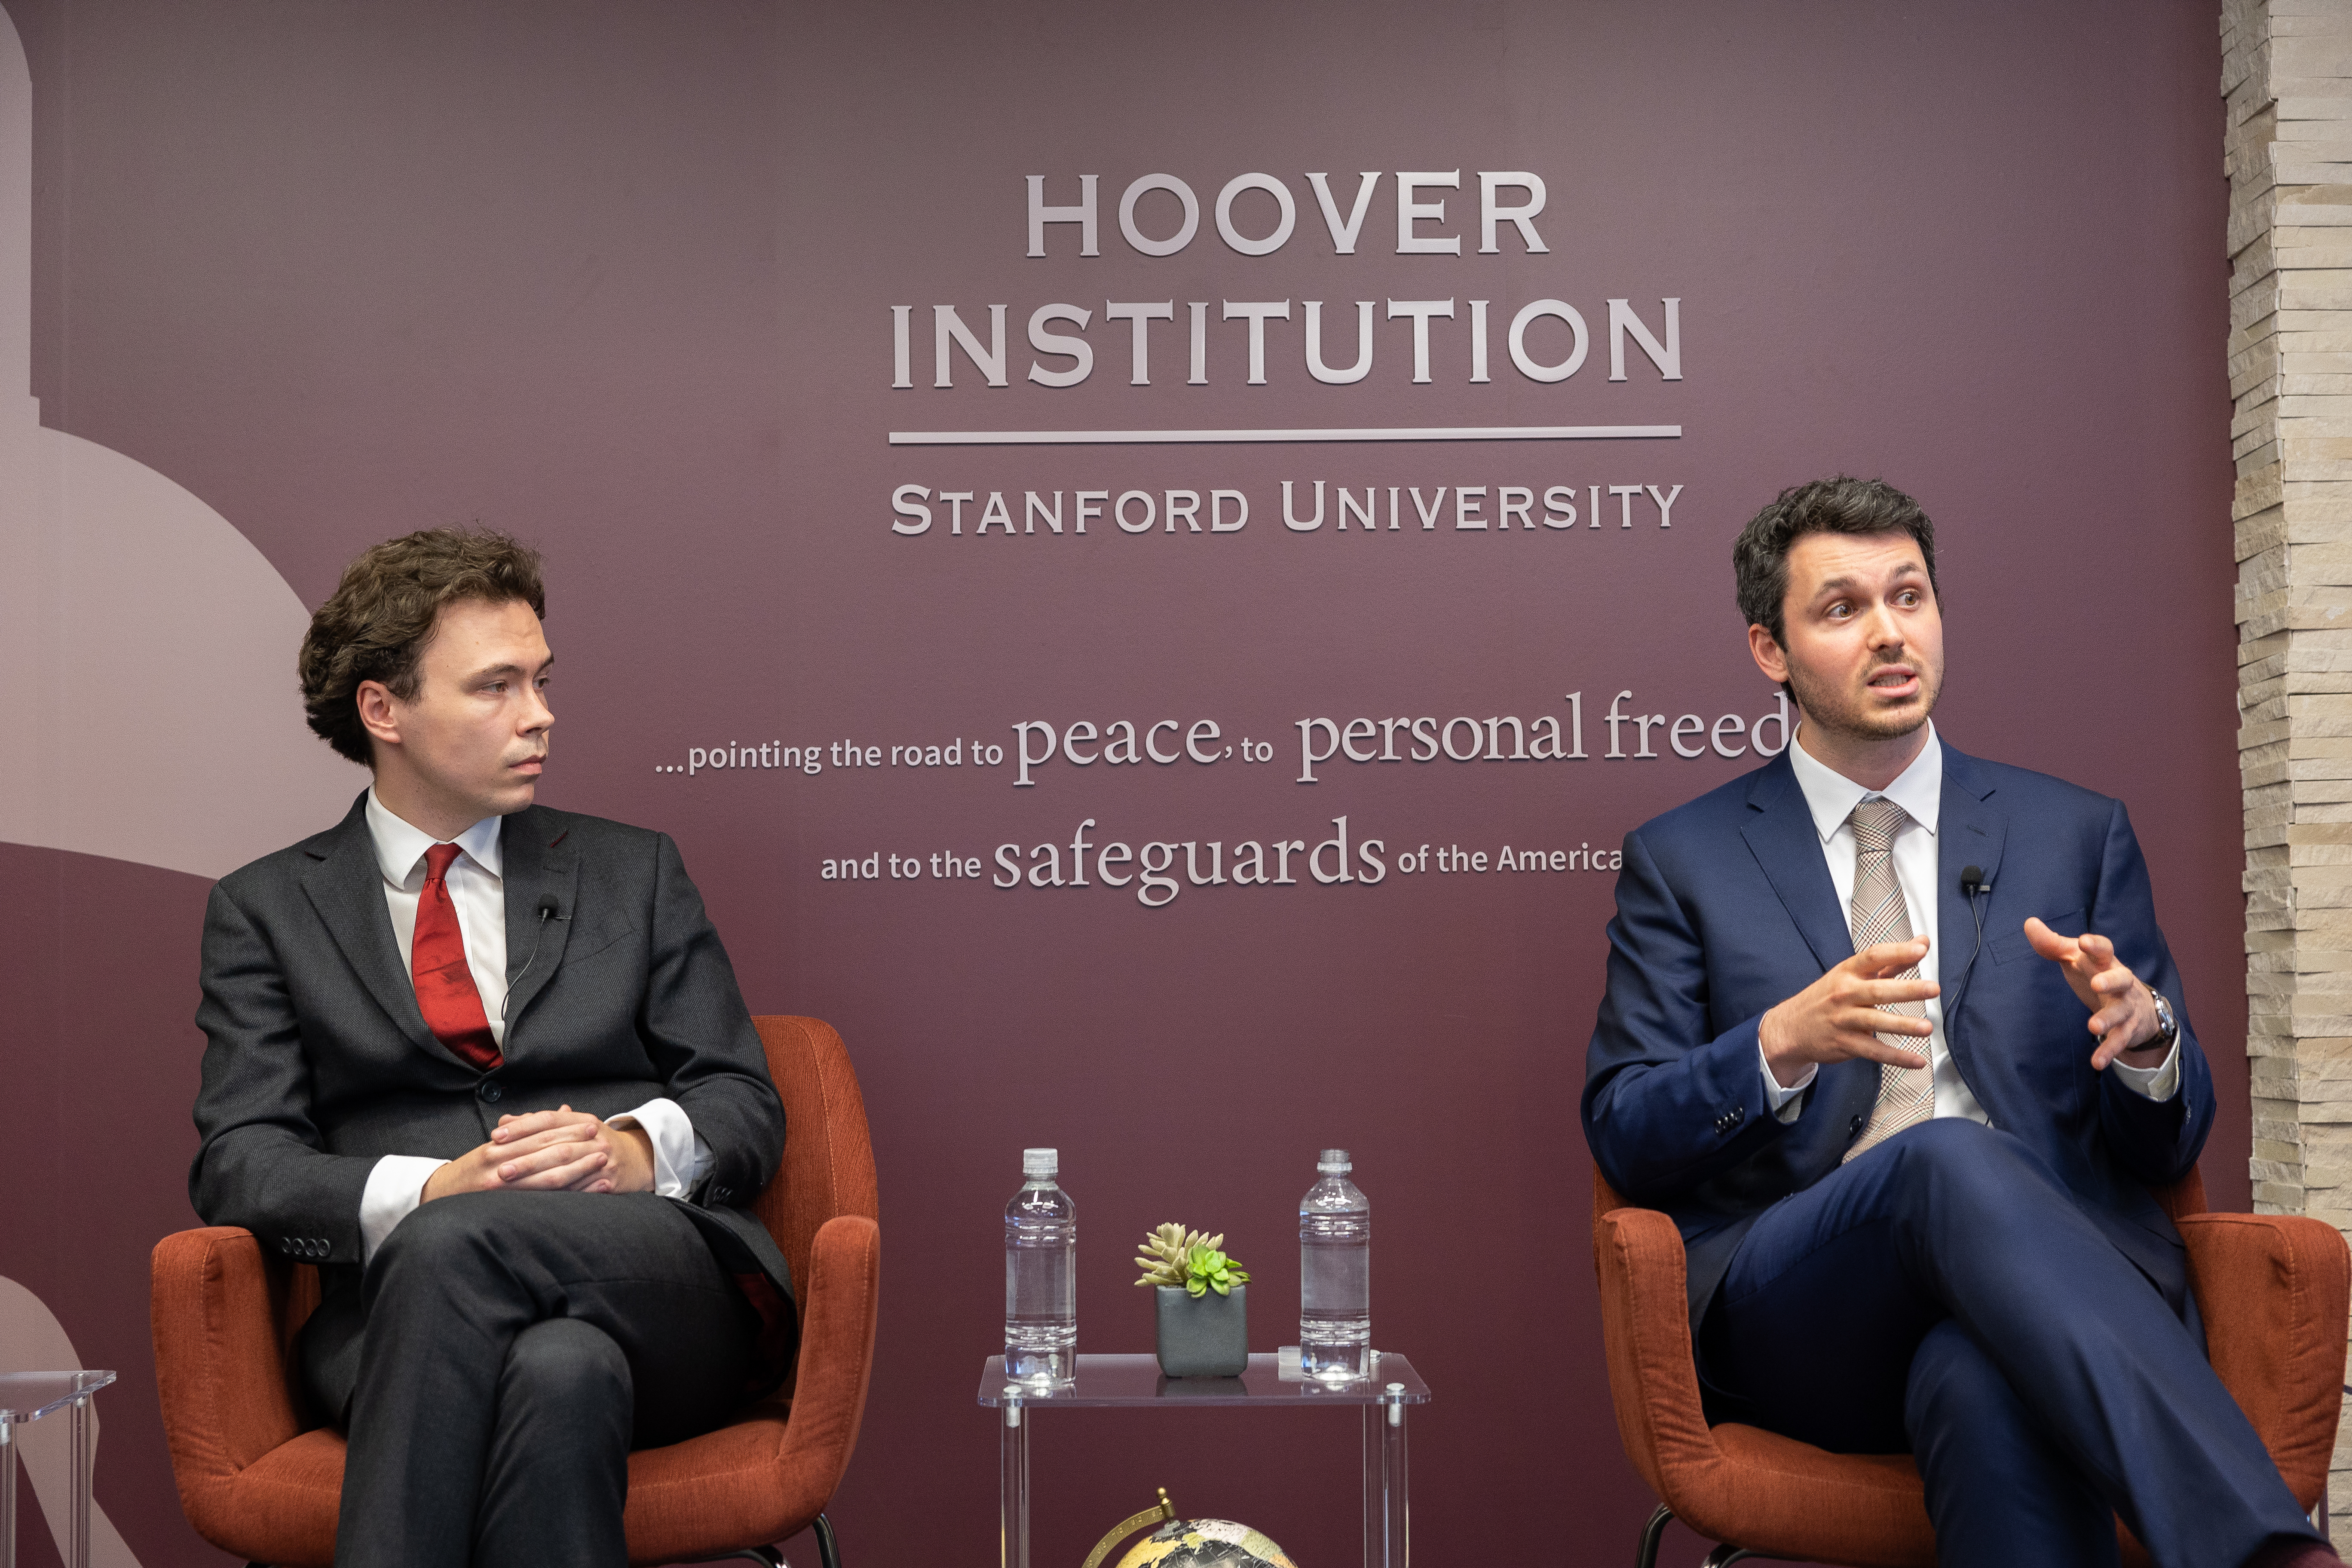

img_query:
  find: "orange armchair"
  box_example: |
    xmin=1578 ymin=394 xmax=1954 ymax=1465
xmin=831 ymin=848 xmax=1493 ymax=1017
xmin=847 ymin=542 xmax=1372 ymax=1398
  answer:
xmin=1592 ymin=1166 xmax=2348 ymax=1568
xmin=150 ymin=1016 xmax=881 ymax=1568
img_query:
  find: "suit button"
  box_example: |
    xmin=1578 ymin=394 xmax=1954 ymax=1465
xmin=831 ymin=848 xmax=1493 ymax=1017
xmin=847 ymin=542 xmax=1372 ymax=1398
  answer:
xmin=1726 ymin=1106 xmax=1745 ymax=1128
xmin=1849 ymin=1115 xmax=1865 ymax=1137
xmin=479 ymin=1081 xmax=502 ymax=1104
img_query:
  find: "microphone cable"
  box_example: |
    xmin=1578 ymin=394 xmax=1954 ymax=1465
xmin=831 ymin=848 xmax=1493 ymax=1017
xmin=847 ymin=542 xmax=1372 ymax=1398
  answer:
xmin=1948 ymin=864 xmax=1991 ymax=1027
xmin=502 ymin=894 xmax=565 ymax=1023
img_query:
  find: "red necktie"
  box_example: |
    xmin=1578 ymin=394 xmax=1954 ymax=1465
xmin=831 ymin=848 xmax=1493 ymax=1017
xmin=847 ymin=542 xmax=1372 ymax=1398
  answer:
xmin=412 ymin=842 xmax=502 ymax=1071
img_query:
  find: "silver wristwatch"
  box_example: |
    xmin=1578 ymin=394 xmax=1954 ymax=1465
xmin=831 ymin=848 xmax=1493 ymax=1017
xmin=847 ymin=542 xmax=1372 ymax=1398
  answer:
xmin=2144 ymin=989 xmax=2178 ymax=1055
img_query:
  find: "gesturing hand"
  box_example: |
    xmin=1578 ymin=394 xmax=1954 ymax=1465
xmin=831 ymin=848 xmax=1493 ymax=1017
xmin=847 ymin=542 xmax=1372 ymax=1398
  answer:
xmin=1758 ymin=938 xmax=1939 ymax=1088
xmin=420 ymin=1104 xmax=657 ymax=1202
xmin=2020 ymin=917 xmax=2165 ymax=1070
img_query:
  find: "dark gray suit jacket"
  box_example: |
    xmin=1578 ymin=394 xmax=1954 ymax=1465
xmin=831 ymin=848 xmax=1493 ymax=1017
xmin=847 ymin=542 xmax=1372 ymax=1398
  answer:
xmin=191 ymin=792 xmax=793 ymax=1396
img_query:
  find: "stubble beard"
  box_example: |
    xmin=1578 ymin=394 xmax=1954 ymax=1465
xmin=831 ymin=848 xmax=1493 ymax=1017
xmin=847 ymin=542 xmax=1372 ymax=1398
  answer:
xmin=1784 ymin=657 xmax=1941 ymax=749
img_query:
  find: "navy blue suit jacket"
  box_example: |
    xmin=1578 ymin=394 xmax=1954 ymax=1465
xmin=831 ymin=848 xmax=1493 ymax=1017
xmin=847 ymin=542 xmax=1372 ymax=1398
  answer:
xmin=1581 ymin=743 xmax=2215 ymax=1332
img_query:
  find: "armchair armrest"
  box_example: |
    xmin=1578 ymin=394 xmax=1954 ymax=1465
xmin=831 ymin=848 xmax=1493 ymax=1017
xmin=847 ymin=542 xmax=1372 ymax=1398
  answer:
xmin=1592 ymin=1202 xmax=1715 ymax=1501
xmin=2179 ymin=1211 xmax=2350 ymax=1510
xmin=150 ymin=1228 xmax=315 ymax=1512
xmin=620 ymin=1214 xmax=880 ymax=1564
xmin=776 ymin=1214 xmax=881 ymax=1501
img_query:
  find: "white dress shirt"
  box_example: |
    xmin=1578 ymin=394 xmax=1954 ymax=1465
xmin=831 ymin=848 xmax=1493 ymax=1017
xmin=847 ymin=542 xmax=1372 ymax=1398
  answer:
xmin=356 ymin=788 xmax=710 ymax=1261
xmin=1760 ymin=723 xmax=2179 ymax=1123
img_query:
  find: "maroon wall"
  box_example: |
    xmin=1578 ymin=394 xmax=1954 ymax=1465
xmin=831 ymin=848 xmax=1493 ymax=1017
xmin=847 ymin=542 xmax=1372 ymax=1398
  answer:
xmin=0 ymin=3 xmax=2239 ymax=1566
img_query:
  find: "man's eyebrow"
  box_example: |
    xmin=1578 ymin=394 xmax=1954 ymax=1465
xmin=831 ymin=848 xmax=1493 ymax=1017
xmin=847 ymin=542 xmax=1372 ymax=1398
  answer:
xmin=466 ymin=656 xmax=554 ymax=683
xmin=1807 ymin=564 xmax=1924 ymax=601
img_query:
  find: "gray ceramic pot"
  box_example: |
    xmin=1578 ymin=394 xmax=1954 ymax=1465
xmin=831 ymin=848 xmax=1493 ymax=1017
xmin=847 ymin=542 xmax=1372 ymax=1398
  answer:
xmin=1155 ymin=1283 xmax=1248 ymax=1377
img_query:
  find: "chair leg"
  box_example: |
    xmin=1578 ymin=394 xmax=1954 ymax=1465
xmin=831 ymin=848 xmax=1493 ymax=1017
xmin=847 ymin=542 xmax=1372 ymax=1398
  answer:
xmin=1697 ymin=1548 xmax=1761 ymax=1567
xmin=1637 ymin=1504 xmax=1672 ymax=1568
xmin=680 ymin=1514 xmax=837 ymax=1568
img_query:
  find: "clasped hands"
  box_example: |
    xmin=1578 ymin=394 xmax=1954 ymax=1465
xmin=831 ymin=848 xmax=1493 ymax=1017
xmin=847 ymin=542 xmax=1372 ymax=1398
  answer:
xmin=1758 ymin=918 xmax=2170 ymax=1090
xmin=420 ymin=1105 xmax=655 ymax=1204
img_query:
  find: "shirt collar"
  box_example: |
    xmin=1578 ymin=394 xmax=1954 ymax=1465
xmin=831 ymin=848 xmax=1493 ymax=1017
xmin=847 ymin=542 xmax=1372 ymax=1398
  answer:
xmin=1785 ymin=720 xmax=1943 ymax=845
xmin=365 ymin=787 xmax=505 ymax=888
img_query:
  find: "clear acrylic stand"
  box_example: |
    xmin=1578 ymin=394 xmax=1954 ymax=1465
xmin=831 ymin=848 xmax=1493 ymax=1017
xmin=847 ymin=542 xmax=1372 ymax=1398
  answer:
xmin=0 ymin=1372 xmax=116 ymax=1568
xmin=979 ymin=1352 xmax=1426 ymax=1568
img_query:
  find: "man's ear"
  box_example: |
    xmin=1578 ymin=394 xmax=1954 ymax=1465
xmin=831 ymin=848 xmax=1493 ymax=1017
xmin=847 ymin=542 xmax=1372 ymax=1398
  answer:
xmin=1747 ymin=624 xmax=1789 ymax=686
xmin=355 ymin=680 xmax=402 ymax=751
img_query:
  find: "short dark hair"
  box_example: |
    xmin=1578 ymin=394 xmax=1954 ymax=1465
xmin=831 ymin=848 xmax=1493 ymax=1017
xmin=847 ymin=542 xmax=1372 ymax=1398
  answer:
xmin=1732 ymin=476 xmax=1938 ymax=651
xmin=299 ymin=528 xmax=546 ymax=765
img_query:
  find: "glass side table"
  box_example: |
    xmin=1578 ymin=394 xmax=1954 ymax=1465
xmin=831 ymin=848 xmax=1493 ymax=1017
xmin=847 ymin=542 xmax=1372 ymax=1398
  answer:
xmin=979 ymin=1353 xmax=1428 ymax=1568
xmin=0 ymin=1371 xmax=116 ymax=1568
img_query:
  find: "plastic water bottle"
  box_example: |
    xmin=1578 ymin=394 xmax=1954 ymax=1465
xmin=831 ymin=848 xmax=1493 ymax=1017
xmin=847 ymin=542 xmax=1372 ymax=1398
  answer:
xmin=1298 ymin=1148 xmax=1370 ymax=1384
xmin=1004 ymin=1147 xmax=1075 ymax=1387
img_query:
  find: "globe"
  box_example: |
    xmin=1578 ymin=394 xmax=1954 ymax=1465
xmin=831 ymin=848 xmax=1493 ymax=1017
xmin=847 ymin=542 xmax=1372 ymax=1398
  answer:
xmin=1112 ymin=1517 xmax=1297 ymax=1568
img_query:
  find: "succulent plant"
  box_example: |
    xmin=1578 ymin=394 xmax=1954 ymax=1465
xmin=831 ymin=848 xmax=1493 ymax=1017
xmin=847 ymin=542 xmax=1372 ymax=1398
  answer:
xmin=1182 ymin=1242 xmax=1248 ymax=1298
xmin=1133 ymin=1222 xmax=1250 ymax=1296
xmin=1134 ymin=1223 xmax=1216 ymax=1287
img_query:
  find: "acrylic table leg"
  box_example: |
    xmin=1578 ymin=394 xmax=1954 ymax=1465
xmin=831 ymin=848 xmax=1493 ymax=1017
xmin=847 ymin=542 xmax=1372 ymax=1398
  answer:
xmin=1 ymin=1421 xmax=15 ymax=1568
xmin=67 ymin=1397 xmax=89 ymax=1568
xmin=999 ymin=1396 xmax=1030 ymax=1568
xmin=1361 ymin=1385 xmax=1408 ymax=1568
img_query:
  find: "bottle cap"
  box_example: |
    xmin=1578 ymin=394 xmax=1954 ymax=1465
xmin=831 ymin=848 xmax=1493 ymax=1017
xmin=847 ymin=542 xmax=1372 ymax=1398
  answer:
xmin=1317 ymin=1148 xmax=1351 ymax=1173
xmin=1023 ymin=1148 xmax=1059 ymax=1179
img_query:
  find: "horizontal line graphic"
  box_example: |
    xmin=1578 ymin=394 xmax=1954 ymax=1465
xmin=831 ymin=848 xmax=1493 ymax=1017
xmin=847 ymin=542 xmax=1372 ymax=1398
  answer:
xmin=887 ymin=424 xmax=1683 ymax=446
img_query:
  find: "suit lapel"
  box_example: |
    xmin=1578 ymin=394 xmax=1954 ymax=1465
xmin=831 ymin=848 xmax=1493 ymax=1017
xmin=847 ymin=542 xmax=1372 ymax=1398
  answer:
xmin=1936 ymin=746 xmax=2009 ymax=1072
xmin=300 ymin=792 xmax=452 ymax=1063
xmin=1742 ymin=754 xmax=1885 ymax=1142
xmin=499 ymin=808 xmax=578 ymax=1040
xmin=1740 ymin=752 xmax=1854 ymax=971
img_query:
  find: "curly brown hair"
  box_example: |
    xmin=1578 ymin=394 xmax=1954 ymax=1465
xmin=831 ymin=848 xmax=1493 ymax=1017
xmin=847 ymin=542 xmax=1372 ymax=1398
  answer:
xmin=1732 ymin=476 xmax=1938 ymax=652
xmin=299 ymin=528 xmax=546 ymax=765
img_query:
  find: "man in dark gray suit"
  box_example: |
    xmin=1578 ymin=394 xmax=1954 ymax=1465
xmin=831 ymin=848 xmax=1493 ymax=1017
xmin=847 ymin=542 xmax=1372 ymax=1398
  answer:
xmin=192 ymin=529 xmax=792 ymax=1568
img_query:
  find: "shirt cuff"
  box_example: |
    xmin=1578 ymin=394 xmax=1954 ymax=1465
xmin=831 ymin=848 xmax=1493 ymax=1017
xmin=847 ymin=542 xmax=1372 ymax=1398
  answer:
xmin=1758 ymin=1040 xmax=1817 ymax=1123
xmin=2109 ymin=1036 xmax=2182 ymax=1102
xmin=359 ymin=1155 xmax=448 ymax=1265
xmin=609 ymin=1098 xmax=712 ymax=1198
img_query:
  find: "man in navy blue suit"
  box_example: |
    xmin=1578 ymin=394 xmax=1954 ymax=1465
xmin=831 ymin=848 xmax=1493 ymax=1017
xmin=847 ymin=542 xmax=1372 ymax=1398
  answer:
xmin=1583 ymin=477 xmax=2334 ymax=1568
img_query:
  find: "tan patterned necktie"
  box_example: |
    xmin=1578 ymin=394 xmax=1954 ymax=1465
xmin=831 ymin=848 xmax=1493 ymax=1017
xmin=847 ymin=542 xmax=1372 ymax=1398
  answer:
xmin=1842 ymin=797 xmax=1932 ymax=1161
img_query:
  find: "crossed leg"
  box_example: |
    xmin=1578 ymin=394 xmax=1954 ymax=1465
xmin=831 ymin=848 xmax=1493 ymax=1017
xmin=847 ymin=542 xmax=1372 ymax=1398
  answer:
xmin=324 ymin=1190 xmax=759 ymax=1568
xmin=1697 ymin=1119 xmax=2318 ymax=1568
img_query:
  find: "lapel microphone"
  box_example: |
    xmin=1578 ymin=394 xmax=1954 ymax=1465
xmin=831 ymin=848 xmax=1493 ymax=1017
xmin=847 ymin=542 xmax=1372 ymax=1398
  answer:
xmin=1951 ymin=865 xmax=1992 ymax=1029
xmin=502 ymin=894 xmax=566 ymax=1023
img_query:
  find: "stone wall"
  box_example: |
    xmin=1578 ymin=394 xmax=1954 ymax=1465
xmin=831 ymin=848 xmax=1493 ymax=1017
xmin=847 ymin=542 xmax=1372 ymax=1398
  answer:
xmin=2226 ymin=0 xmax=2352 ymax=1530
